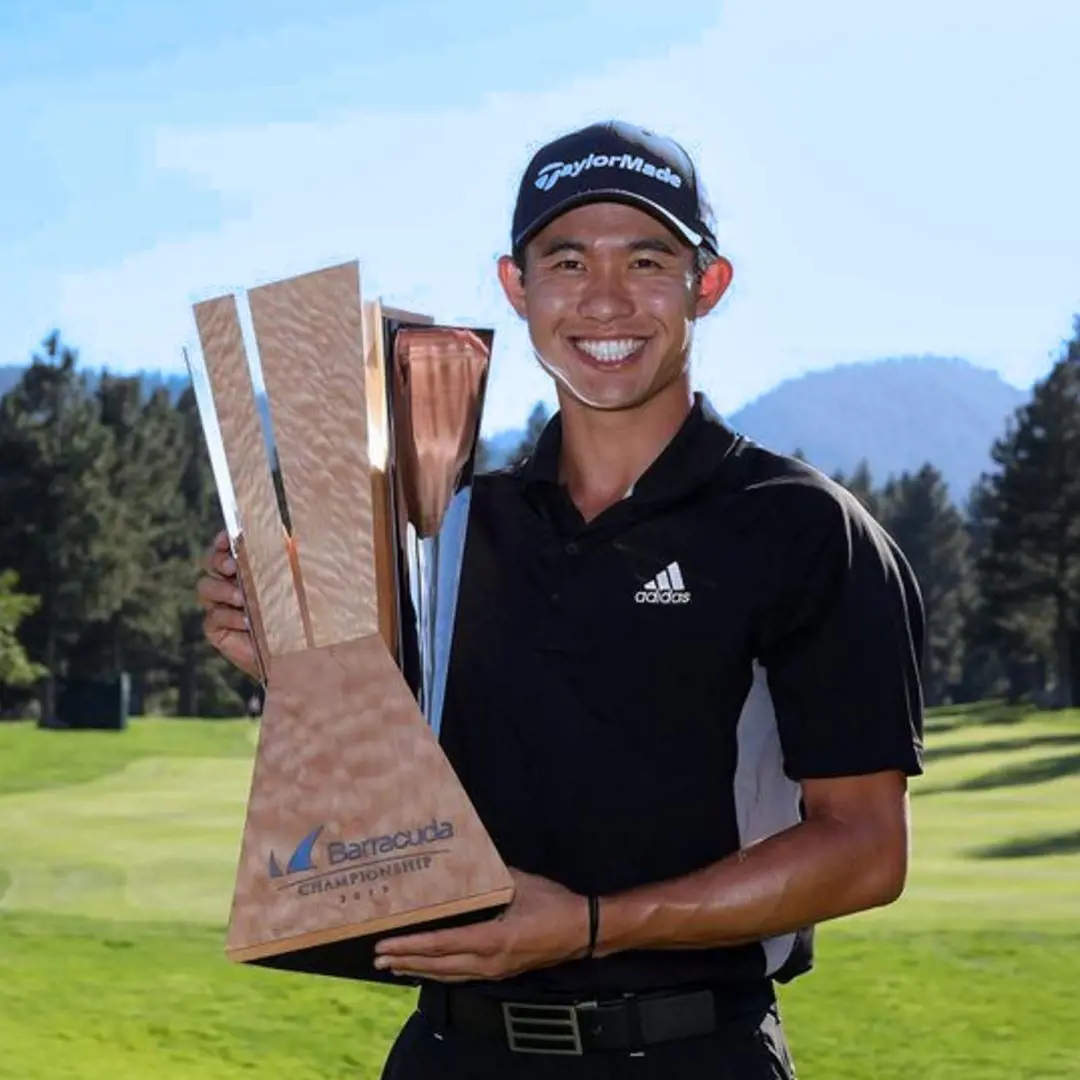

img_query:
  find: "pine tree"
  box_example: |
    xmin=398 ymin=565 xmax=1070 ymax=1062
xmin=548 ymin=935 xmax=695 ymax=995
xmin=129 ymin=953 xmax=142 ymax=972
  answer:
xmin=976 ymin=330 xmax=1080 ymax=706
xmin=0 ymin=569 xmax=45 ymax=693
xmin=878 ymin=464 xmax=971 ymax=705
xmin=69 ymin=376 xmax=193 ymax=706
xmin=0 ymin=335 xmax=128 ymax=724
xmin=955 ymin=474 xmax=1014 ymax=701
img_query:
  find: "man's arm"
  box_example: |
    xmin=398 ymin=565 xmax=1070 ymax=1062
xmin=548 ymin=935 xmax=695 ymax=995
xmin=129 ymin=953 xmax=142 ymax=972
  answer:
xmin=593 ymin=769 xmax=909 ymax=956
xmin=374 ymin=478 xmax=926 ymax=982
xmin=372 ymin=770 xmax=909 ymax=981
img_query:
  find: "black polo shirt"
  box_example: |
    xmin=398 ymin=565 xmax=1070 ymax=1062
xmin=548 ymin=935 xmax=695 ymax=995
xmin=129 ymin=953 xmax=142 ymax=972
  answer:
xmin=439 ymin=393 xmax=925 ymax=998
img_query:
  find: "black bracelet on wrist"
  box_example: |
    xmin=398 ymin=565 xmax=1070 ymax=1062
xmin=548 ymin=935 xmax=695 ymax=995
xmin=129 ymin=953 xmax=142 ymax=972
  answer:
xmin=586 ymin=895 xmax=600 ymax=958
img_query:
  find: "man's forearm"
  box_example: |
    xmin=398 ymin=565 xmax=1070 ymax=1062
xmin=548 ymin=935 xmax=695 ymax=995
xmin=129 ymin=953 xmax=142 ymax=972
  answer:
xmin=592 ymin=812 xmax=908 ymax=957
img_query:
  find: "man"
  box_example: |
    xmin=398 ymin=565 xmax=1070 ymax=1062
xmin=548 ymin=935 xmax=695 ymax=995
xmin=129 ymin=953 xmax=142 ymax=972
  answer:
xmin=198 ymin=120 xmax=925 ymax=1078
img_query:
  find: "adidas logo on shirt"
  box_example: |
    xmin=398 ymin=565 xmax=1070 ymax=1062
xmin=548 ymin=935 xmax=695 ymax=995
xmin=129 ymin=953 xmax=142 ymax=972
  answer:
xmin=634 ymin=561 xmax=691 ymax=604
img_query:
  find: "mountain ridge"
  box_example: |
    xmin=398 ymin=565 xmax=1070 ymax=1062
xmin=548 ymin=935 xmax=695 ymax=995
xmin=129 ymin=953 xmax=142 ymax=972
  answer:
xmin=725 ymin=354 xmax=1026 ymax=503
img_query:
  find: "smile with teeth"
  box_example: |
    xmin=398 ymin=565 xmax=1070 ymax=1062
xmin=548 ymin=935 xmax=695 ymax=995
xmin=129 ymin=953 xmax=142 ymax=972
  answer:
xmin=573 ymin=337 xmax=647 ymax=364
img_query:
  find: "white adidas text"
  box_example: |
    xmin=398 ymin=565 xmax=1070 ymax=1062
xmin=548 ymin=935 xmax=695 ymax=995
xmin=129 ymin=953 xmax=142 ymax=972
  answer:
xmin=634 ymin=561 xmax=691 ymax=604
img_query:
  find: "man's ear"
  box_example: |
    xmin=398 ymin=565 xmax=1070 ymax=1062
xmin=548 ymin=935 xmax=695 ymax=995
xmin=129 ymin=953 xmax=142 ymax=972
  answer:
xmin=694 ymin=255 xmax=734 ymax=319
xmin=497 ymin=254 xmax=528 ymax=319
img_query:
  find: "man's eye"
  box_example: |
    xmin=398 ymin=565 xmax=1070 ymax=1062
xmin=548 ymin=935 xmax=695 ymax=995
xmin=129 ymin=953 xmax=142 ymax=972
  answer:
xmin=632 ymin=257 xmax=663 ymax=269
xmin=552 ymin=258 xmax=584 ymax=270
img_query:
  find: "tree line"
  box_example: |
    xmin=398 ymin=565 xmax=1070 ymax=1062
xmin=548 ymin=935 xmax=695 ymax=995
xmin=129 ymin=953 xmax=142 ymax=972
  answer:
xmin=826 ymin=317 xmax=1080 ymax=708
xmin=0 ymin=333 xmax=243 ymax=722
xmin=0 ymin=319 xmax=1077 ymax=722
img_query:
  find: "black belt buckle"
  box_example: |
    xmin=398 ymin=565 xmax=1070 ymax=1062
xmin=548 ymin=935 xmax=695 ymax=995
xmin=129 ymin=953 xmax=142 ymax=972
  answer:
xmin=500 ymin=1000 xmax=596 ymax=1055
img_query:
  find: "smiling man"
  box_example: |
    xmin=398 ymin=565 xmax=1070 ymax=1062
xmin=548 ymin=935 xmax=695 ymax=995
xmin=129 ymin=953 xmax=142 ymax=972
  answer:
xmin=198 ymin=120 xmax=926 ymax=1079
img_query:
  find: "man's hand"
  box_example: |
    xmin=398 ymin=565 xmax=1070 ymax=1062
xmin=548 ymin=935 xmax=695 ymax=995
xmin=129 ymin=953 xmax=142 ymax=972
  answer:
xmin=196 ymin=530 xmax=261 ymax=680
xmin=372 ymin=869 xmax=589 ymax=982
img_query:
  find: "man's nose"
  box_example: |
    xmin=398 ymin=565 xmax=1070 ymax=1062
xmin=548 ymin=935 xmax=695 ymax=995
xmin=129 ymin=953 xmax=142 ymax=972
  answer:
xmin=577 ymin=265 xmax=634 ymax=322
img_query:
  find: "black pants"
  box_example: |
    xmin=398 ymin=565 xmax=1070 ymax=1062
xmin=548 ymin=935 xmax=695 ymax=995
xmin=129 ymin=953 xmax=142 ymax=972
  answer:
xmin=378 ymin=1000 xmax=798 ymax=1079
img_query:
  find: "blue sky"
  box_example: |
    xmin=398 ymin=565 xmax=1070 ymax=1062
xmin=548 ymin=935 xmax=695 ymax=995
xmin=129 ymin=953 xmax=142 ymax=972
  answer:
xmin=1 ymin=0 xmax=1077 ymax=433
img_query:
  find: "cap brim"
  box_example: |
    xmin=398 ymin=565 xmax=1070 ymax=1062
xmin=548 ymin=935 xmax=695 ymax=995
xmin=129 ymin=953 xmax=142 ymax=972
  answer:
xmin=512 ymin=188 xmax=706 ymax=257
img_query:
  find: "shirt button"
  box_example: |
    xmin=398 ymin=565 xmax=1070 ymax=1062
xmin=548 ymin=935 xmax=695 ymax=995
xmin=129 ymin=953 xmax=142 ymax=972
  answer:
xmin=565 ymin=541 xmax=580 ymax=555
xmin=551 ymin=592 xmax=562 ymax=605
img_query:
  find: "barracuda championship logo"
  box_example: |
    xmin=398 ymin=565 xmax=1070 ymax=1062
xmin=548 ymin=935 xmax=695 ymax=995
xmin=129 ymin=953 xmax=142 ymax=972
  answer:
xmin=268 ymin=825 xmax=323 ymax=878
xmin=268 ymin=819 xmax=455 ymax=900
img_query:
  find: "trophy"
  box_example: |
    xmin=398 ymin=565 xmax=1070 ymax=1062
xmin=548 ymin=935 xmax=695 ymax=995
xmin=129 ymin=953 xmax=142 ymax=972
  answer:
xmin=184 ymin=260 xmax=514 ymax=984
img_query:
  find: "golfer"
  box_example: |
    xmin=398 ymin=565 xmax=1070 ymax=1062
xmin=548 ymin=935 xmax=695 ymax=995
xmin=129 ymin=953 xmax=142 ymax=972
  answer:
xmin=198 ymin=120 xmax=925 ymax=1079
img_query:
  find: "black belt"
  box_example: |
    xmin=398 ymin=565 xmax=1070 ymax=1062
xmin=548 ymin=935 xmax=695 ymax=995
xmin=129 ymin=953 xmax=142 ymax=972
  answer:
xmin=418 ymin=980 xmax=775 ymax=1056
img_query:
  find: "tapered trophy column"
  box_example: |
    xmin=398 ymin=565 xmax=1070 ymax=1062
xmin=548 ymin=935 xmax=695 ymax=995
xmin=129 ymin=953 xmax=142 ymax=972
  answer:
xmin=184 ymin=260 xmax=514 ymax=984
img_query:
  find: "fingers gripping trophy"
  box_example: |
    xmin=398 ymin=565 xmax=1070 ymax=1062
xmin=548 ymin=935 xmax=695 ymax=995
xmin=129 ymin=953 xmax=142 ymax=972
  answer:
xmin=184 ymin=261 xmax=514 ymax=984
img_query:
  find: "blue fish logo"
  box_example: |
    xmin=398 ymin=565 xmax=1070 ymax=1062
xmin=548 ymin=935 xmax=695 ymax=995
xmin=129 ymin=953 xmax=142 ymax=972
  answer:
xmin=268 ymin=825 xmax=324 ymax=879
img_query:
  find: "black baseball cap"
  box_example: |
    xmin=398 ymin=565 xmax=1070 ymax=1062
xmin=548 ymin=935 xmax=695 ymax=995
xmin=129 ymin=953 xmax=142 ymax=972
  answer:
xmin=511 ymin=120 xmax=719 ymax=261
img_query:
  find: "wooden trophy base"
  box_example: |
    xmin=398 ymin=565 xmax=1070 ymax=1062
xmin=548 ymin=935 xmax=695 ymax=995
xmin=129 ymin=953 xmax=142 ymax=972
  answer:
xmin=224 ymin=633 xmax=515 ymax=984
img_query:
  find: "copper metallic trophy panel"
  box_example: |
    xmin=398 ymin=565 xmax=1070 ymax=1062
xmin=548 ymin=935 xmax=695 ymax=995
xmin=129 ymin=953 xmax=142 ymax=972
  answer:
xmin=186 ymin=261 xmax=513 ymax=983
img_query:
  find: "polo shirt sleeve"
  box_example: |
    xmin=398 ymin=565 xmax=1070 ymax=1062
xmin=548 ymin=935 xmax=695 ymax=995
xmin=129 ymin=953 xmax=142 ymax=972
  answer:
xmin=753 ymin=477 xmax=926 ymax=782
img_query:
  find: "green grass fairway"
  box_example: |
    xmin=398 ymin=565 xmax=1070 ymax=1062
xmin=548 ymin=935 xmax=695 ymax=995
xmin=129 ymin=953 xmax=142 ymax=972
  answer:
xmin=1 ymin=708 xmax=1078 ymax=1079
xmin=0 ymin=718 xmax=257 ymax=797
xmin=774 ymin=704 xmax=1080 ymax=1078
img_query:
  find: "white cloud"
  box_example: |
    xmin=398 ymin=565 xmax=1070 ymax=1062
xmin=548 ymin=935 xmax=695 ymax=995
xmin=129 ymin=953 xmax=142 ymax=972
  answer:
xmin=54 ymin=0 xmax=1080 ymax=433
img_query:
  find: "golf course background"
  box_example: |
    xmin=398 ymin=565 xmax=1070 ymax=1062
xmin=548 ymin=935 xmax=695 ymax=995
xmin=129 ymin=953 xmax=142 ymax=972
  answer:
xmin=1 ymin=703 xmax=1078 ymax=1079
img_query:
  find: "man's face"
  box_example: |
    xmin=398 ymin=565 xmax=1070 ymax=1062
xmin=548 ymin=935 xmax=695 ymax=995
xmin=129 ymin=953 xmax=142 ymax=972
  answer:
xmin=498 ymin=202 xmax=732 ymax=412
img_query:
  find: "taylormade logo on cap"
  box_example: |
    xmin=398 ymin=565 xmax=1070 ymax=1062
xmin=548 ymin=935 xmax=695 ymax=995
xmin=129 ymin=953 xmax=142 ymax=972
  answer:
xmin=534 ymin=151 xmax=684 ymax=193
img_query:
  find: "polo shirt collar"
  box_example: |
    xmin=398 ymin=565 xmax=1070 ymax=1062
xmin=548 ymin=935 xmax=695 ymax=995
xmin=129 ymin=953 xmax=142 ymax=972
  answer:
xmin=519 ymin=392 xmax=741 ymax=507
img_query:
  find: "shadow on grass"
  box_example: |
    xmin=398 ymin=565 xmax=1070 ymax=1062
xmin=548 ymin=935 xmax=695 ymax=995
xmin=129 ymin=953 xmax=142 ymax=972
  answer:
xmin=0 ymin=868 xmax=9 ymax=902
xmin=924 ymin=732 xmax=1080 ymax=764
xmin=960 ymin=750 xmax=1080 ymax=790
xmin=924 ymin=701 xmax=1039 ymax=733
xmin=924 ymin=751 xmax=1080 ymax=794
xmin=969 ymin=829 xmax=1080 ymax=859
